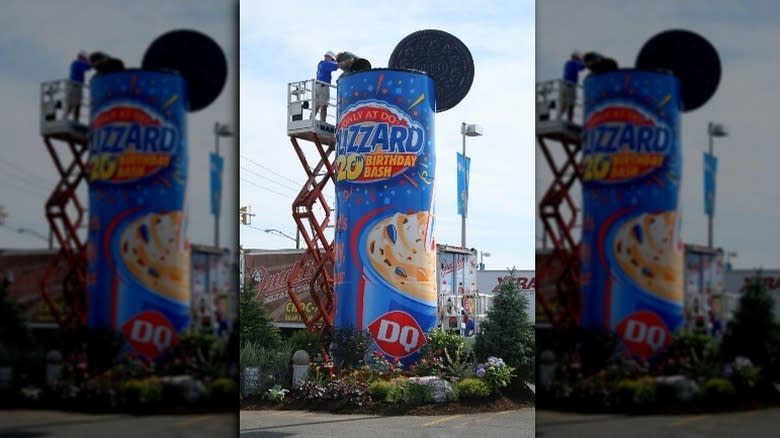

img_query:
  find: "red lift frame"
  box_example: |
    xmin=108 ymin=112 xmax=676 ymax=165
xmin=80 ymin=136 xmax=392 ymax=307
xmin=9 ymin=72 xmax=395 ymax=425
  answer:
xmin=40 ymin=132 xmax=89 ymax=331
xmin=286 ymin=133 xmax=336 ymax=352
xmin=536 ymin=130 xmax=583 ymax=330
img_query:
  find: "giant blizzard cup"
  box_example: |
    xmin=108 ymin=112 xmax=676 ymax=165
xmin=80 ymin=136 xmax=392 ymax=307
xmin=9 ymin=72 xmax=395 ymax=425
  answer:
xmin=334 ymin=69 xmax=437 ymax=366
xmin=86 ymin=69 xmax=190 ymax=362
xmin=580 ymin=69 xmax=684 ymax=360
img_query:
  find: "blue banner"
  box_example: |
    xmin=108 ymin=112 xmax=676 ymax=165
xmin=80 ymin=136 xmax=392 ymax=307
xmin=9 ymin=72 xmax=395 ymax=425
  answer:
xmin=704 ymin=152 xmax=717 ymax=216
xmin=210 ymin=152 xmax=224 ymax=216
xmin=457 ymin=152 xmax=470 ymax=217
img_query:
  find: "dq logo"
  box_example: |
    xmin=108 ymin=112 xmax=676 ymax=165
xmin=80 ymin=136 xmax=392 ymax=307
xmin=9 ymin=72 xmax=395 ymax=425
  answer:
xmin=121 ymin=310 xmax=180 ymax=359
xmin=368 ymin=310 xmax=426 ymax=358
xmin=616 ymin=310 xmax=673 ymax=359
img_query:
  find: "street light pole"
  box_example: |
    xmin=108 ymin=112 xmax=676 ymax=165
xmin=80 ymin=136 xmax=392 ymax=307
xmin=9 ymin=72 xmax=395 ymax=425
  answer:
xmin=706 ymin=122 xmax=728 ymax=249
xmin=15 ymin=227 xmax=51 ymax=249
xmin=460 ymin=122 xmax=483 ymax=248
xmin=708 ymin=123 xmax=713 ymax=249
xmin=461 ymin=123 xmax=466 ymax=248
xmin=264 ymin=228 xmax=299 ymax=249
xmin=213 ymin=122 xmax=233 ymax=249
xmin=479 ymin=251 xmax=491 ymax=271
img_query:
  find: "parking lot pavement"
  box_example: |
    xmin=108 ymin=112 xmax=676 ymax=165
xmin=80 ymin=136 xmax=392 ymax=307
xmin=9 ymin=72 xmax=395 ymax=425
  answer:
xmin=536 ymin=408 xmax=780 ymax=438
xmin=0 ymin=410 xmax=237 ymax=438
xmin=240 ymin=408 xmax=534 ymax=438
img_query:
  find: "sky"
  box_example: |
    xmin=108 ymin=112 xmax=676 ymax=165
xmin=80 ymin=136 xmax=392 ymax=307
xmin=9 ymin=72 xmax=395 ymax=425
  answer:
xmin=240 ymin=0 xmax=536 ymax=271
xmin=536 ymin=0 xmax=780 ymax=270
xmin=0 ymin=1 xmax=237 ymax=254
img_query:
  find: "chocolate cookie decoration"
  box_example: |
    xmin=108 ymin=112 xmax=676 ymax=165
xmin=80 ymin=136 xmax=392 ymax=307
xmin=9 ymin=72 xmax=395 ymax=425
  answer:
xmin=142 ymin=29 xmax=228 ymax=112
xmin=635 ymin=29 xmax=721 ymax=112
xmin=389 ymin=29 xmax=474 ymax=112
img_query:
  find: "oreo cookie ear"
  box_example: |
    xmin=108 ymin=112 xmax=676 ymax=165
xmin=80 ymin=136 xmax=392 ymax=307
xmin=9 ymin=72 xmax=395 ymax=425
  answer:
xmin=389 ymin=29 xmax=474 ymax=112
xmin=142 ymin=29 xmax=228 ymax=112
xmin=635 ymin=29 xmax=721 ymax=112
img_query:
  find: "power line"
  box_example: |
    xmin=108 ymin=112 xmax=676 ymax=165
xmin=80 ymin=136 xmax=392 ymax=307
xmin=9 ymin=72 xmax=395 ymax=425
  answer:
xmin=239 ymin=166 xmax=336 ymax=206
xmin=0 ymin=176 xmax=51 ymax=199
xmin=240 ymin=154 xmax=300 ymax=186
xmin=239 ymin=165 xmax=301 ymax=194
xmin=239 ymin=177 xmax=294 ymax=200
xmin=0 ymin=158 xmax=56 ymax=190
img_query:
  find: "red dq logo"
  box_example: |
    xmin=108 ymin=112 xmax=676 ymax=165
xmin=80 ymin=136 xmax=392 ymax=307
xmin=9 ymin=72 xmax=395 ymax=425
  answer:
xmin=368 ymin=311 xmax=426 ymax=358
xmin=122 ymin=310 xmax=180 ymax=359
xmin=616 ymin=310 xmax=673 ymax=359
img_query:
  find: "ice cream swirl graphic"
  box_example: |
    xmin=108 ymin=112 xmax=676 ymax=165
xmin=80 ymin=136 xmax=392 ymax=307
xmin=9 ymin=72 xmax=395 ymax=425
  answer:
xmin=119 ymin=211 xmax=190 ymax=302
xmin=613 ymin=211 xmax=683 ymax=302
xmin=365 ymin=211 xmax=436 ymax=303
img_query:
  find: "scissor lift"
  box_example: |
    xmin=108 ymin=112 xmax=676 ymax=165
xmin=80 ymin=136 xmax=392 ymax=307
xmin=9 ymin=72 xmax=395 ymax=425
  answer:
xmin=39 ymin=79 xmax=90 ymax=330
xmin=536 ymin=79 xmax=584 ymax=330
xmin=286 ymin=79 xmax=337 ymax=349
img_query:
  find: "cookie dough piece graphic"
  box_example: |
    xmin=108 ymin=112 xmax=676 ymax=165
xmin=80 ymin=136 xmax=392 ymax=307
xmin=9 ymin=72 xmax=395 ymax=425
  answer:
xmin=366 ymin=211 xmax=436 ymax=303
xmin=119 ymin=211 xmax=190 ymax=302
xmin=613 ymin=211 xmax=683 ymax=302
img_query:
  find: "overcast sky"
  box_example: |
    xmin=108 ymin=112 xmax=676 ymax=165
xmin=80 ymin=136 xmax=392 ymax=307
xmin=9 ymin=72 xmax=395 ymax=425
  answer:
xmin=240 ymin=0 xmax=536 ymax=271
xmin=0 ymin=0 xmax=237 ymax=253
xmin=536 ymin=0 xmax=780 ymax=270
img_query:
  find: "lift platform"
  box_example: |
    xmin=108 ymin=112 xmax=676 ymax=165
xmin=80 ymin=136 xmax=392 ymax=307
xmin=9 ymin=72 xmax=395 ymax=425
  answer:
xmin=536 ymin=79 xmax=584 ymax=330
xmin=285 ymin=79 xmax=337 ymax=350
xmin=38 ymin=79 xmax=90 ymax=331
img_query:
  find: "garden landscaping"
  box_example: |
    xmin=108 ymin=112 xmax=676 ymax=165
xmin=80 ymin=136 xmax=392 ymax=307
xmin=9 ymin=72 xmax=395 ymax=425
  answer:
xmin=239 ymin=274 xmax=536 ymax=415
xmin=536 ymin=277 xmax=780 ymax=414
xmin=1 ymin=279 xmax=239 ymax=414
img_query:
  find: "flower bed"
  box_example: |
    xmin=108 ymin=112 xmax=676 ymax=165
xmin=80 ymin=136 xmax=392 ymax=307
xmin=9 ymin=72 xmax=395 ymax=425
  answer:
xmin=240 ymin=327 xmax=535 ymax=415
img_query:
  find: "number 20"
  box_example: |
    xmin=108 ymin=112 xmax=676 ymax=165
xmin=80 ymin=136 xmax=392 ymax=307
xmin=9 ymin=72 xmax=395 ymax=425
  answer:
xmin=335 ymin=154 xmax=364 ymax=181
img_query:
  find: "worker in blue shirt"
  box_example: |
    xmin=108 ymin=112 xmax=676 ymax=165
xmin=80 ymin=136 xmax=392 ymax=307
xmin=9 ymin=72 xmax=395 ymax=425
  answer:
xmin=313 ymin=50 xmax=339 ymax=122
xmin=560 ymin=51 xmax=585 ymax=121
xmin=67 ymin=51 xmax=92 ymax=121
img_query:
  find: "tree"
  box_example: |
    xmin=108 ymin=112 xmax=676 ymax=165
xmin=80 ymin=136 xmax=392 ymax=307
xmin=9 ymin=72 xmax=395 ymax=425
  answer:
xmin=474 ymin=270 xmax=535 ymax=380
xmin=239 ymin=284 xmax=280 ymax=349
xmin=720 ymin=274 xmax=780 ymax=377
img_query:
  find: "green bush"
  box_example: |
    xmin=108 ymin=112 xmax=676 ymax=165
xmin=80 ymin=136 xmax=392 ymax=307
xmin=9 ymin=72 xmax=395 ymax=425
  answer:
xmin=615 ymin=377 xmax=656 ymax=406
xmin=239 ymin=341 xmax=293 ymax=395
xmin=479 ymin=357 xmax=516 ymax=392
xmin=332 ymin=326 xmax=372 ymax=370
xmin=473 ymin=272 xmax=535 ymax=380
xmin=456 ymin=378 xmax=491 ymax=400
xmin=416 ymin=326 xmax=475 ymax=380
xmin=729 ymin=356 xmax=762 ymax=396
xmin=402 ymin=381 xmax=433 ymax=405
xmin=239 ymin=341 xmax=262 ymax=370
xmin=386 ymin=381 xmax=405 ymax=403
xmin=421 ymin=328 xmax=469 ymax=361
xmin=702 ymin=377 xmax=736 ymax=406
xmin=169 ymin=330 xmax=228 ymax=379
xmin=665 ymin=329 xmax=720 ymax=378
xmin=287 ymin=329 xmax=322 ymax=358
xmin=208 ymin=377 xmax=239 ymax=406
xmin=120 ymin=377 xmax=163 ymax=407
xmin=367 ymin=380 xmax=394 ymax=401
